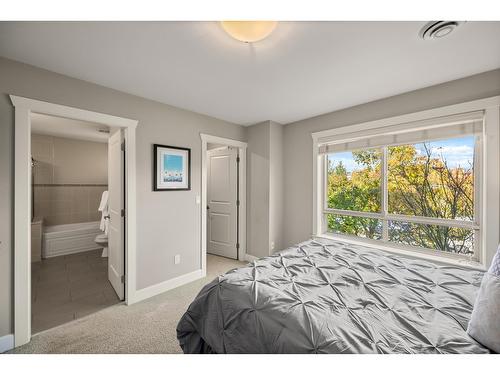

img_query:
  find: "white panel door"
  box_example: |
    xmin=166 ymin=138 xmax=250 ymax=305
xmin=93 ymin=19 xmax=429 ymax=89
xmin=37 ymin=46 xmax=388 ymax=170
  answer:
xmin=207 ymin=147 xmax=238 ymax=259
xmin=108 ymin=130 xmax=124 ymax=300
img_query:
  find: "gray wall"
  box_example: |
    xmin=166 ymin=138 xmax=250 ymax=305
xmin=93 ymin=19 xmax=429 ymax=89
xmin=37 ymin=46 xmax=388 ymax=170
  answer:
xmin=0 ymin=57 xmax=246 ymax=336
xmin=0 ymin=81 xmax=13 ymax=338
xmin=32 ymin=134 xmax=108 ymax=226
xmin=246 ymin=120 xmax=284 ymax=257
xmin=246 ymin=121 xmax=270 ymax=258
xmin=282 ymin=68 xmax=500 ymax=247
xmin=269 ymin=121 xmax=284 ymax=253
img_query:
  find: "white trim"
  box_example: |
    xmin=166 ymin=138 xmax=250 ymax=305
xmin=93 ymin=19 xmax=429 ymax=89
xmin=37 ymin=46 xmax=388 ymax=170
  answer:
xmin=316 ymin=233 xmax=486 ymax=271
xmin=200 ymin=133 xmax=247 ymax=274
xmin=200 ymin=133 xmax=248 ymax=150
xmin=312 ymin=139 xmax=320 ymax=237
xmin=238 ymin=147 xmax=247 ymax=263
xmin=312 ymin=96 xmax=500 ymax=268
xmin=123 ymin=124 xmax=138 ymax=305
xmin=10 ymin=96 xmax=138 ymax=129
xmin=482 ymin=105 xmax=500 ymax=266
xmin=322 ymin=209 xmax=478 ymax=230
xmin=0 ymin=334 xmax=14 ymax=353
xmin=133 ymin=269 xmax=204 ymax=303
xmin=207 ymin=146 xmax=229 ymax=152
xmin=13 ymin=103 xmax=31 ymax=348
xmin=381 ymin=147 xmax=389 ymax=241
xmin=312 ymin=96 xmax=500 ymax=142
xmin=10 ymin=95 xmax=139 ymax=347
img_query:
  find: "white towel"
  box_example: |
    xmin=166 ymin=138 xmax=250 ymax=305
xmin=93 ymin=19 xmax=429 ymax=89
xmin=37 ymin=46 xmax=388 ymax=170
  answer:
xmin=98 ymin=191 xmax=109 ymax=234
xmin=98 ymin=190 xmax=109 ymax=211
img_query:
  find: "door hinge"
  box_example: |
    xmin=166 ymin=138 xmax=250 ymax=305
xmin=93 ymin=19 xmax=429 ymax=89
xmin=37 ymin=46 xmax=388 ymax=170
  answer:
xmin=121 ymin=275 xmax=125 ymax=283
xmin=121 ymin=208 xmax=125 ymax=217
xmin=236 ymin=156 xmax=240 ymax=163
xmin=236 ymin=200 xmax=240 ymax=206
xmin=236 ymin=243 xmax=240 ymax=250
xmin=121 ymin=141 xmax=125 ymax=151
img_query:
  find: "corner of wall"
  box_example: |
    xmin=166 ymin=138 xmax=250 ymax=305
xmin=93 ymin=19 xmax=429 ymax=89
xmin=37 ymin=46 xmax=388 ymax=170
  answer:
xmin=246 ymin=120 xmax=285 ymax=257
xmin=269 ymin=121 xmax=284 ymax=254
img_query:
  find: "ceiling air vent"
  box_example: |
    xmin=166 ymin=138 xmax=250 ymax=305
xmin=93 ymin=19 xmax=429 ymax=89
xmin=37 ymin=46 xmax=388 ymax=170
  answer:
xmin=420 ymin=21 xmax=463 ymax=40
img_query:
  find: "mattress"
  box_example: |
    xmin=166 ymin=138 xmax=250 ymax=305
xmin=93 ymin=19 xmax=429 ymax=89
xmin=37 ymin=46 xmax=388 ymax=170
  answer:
xmin=177 ymin=238 xmax=489 ymax=353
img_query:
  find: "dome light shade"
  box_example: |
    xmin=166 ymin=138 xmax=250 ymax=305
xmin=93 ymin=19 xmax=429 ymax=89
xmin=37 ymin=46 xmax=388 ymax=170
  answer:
xmin=220 ymin=21 xmax=277 ymax=43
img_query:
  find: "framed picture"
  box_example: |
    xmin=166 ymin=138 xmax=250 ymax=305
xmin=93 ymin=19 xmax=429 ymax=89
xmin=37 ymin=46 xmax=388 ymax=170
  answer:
xmin=153 ymin=144 xmax=191 ymax=191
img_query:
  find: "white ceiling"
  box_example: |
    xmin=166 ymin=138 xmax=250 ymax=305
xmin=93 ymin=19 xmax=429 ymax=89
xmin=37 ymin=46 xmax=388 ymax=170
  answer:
xmin=1 ymin=21 xmax=500 ymax=125
xmin=31 ymin=113 xmax=110 ymax=143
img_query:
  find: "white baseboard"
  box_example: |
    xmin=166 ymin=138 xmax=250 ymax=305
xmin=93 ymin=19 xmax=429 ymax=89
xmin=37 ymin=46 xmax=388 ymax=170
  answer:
xmin=131 ymin=269 xmax=204 ymax=304
xmin=0 ymin=334 xmax=14 ymax=353
xmin=244 ymin=254 xmax=259 ymax=262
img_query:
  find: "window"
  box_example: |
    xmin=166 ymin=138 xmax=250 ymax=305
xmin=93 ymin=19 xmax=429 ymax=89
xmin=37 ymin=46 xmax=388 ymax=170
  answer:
xmin=321 ymin=124 xmax=481 ymax=261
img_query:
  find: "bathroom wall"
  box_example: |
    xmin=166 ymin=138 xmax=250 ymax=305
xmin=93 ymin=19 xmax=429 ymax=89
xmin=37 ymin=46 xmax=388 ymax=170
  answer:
xmin=31 ymin=133 xmax=108 ymax=226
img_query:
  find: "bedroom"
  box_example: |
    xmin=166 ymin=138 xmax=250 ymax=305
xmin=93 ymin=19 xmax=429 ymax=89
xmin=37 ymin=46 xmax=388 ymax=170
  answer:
xmin=1 ymin=0 xmax=500 ymax=373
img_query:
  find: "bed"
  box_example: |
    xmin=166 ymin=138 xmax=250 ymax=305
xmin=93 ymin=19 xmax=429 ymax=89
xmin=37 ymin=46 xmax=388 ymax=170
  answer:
xmin=177 ymin=238 xmax=489 ymax=353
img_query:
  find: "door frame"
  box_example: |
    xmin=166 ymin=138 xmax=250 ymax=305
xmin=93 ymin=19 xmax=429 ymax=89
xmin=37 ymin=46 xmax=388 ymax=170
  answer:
xmin=200 ymin=134 xmax=247 ymax=275
xmin=206 ymin=146 xmax=239 ymax=260
xmin=10 ymin=95 xmax=139 ymax=347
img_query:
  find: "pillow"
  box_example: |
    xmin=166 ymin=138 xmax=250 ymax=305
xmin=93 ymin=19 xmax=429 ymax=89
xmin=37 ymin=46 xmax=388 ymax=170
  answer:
xmin=490 ymin=245 xmax=500 ymax=277
xmin=467 ymin=245 xmax=500 ymax=353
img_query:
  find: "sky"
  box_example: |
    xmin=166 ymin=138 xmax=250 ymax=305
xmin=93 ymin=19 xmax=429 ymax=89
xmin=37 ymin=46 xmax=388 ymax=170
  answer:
xmin=415 ymin=136 xmax=474 ymax=169
xmin=328 ymin=136 xmax=475 ymax=173
xmin=164 ymin=154 xmax=183 ymax=173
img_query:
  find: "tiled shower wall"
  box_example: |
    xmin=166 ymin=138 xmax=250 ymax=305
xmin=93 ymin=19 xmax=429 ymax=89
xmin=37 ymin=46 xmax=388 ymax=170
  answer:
xmin=31 ymin=134 xmax=108 ymax=226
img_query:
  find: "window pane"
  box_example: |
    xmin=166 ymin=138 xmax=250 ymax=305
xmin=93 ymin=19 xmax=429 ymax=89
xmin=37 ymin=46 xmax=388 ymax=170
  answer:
xmin=388 ymin=220 xmax=475 ymax=256
xmin=326 ymin=214 xmax=382 ymax=240
xmin=388 ymin=136 xmax=475 ymax=221
xmin=327 ymin=149 xmax=381 ymax=212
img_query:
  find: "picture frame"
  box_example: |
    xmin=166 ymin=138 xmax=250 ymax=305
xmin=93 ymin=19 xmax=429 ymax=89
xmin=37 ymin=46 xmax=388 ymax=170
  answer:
xmin=153 ymin=144 xmax=191 ymax=191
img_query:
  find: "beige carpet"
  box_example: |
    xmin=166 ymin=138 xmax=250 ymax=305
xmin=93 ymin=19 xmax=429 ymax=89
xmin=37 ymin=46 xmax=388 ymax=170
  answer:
xmin=10 ymin=255 xmax=246 ymax=354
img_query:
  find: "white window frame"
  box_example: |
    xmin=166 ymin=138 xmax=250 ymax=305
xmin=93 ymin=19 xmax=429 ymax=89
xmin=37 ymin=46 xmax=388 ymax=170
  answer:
xmin=322 ymin=139 xmax=480 ymax=261
xmin=312 ymin=96 xmax=500 ymax=269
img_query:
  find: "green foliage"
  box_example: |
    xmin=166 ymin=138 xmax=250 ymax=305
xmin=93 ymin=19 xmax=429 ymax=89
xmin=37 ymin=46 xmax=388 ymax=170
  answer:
xmin=387 ymin=144 xmax=473 ymax=221
xmin=327 ymin=143 xmax=475 ymax=255
xmin=327 ymin=214 xmax=381 ymax=240
xmin=327 ymin=149 xmax=382 ymax=213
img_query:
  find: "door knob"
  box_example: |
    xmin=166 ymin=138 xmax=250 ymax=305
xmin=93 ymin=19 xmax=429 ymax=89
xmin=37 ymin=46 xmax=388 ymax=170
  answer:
xmin=104 ymin=215 xmax=110 ymax=220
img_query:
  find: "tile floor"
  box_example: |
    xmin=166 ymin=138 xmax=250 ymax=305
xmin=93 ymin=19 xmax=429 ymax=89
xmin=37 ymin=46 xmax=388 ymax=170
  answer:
xmin=31 ymin=249 xmax=121 ymax=333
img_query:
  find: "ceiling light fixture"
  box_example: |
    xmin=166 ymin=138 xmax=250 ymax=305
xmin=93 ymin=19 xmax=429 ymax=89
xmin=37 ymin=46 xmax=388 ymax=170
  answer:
xmin=220 ymin=21 xmax=277 ymax=43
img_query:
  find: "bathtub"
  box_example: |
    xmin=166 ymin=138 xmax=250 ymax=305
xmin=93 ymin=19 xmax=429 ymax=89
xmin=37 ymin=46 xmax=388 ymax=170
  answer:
xmin=43 ymin=221 xmax=103 ymax=258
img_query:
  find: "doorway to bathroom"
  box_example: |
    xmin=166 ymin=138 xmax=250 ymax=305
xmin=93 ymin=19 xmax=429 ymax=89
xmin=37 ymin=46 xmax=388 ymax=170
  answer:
xmin=11 ymin=95 xmax=138 ymax=348
xmin=29 ymin=113 xmax=124 ymax=333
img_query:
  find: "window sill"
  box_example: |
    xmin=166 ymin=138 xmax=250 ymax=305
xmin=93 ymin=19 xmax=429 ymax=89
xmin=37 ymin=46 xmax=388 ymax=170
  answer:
xmin=315 ymin=233 xmax=487 ymax=271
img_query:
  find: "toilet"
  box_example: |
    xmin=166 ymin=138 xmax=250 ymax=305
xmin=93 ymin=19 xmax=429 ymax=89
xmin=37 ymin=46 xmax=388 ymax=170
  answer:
xmin=95 ymin=233 xmax=108 ymax=257
xmin=96 ymin=190 xmax=109 ymax=257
